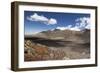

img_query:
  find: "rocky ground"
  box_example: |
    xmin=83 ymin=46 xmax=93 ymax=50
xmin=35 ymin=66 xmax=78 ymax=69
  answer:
xmin=24 ymin=40 xmax=66 ymax=61
xmin=24 ymin=38 xmax=90 ymax=61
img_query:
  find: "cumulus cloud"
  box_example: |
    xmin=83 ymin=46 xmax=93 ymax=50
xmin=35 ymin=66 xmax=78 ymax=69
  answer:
xmin=56 ymin=17 xmax=90 ymax=31
xmin=75 ymin=17 xmax=90 ymax=30
xmin=56 ymin=27 xmax=68 ymax=30
xmin=48 ymin=18 xmax=57 ymax=25
xmin=27 ymin=13 xmax=57 ymax=25
xmin=56 ymin=25 xmax=72 ymax=30
xmin=56 ymin=26 xmax=80 ymax=31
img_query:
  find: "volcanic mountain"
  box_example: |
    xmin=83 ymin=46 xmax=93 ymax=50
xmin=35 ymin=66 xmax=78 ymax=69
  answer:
xmin=32 ymin=28 xmax=90 ymax=44
xmin=25 ymin=28 xmax=90 ymax=60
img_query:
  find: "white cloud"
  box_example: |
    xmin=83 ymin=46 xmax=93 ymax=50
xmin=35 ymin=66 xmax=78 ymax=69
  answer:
xmin=27 ymin=13 xmax=57 ymax=25
xmin=56 ymin=26 xmax=80 ymax=31
xmin=56 ymin=17 xmax=90 ymax=31
xmin=70 ymin=26 xmax=81 ymax=31
xmin=47 ymin=18 xmax=57 ymax=25
xmin=75 ymin=17 xmax=90 ymax=30
xmin=56 ymin=25 xmax=72 ymax=30
xmin=56 ymin=27 xmax=69 ymax=30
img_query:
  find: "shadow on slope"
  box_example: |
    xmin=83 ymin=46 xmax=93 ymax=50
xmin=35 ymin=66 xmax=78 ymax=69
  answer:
xmin=25 ymin=36 xmax=90 ymax=48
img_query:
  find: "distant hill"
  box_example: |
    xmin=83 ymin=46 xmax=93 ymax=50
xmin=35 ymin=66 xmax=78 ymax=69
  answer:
xmin=31 ymin=28 xmax=90 ymax=44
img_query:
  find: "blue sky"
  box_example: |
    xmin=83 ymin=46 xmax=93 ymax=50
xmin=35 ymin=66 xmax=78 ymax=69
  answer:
xmin=24 ymin=11 xmax=90 ymax=35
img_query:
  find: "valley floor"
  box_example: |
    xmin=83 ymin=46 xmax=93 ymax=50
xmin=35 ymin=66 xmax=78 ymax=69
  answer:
xmin=24 ymin=37 xmax=90 ymax=61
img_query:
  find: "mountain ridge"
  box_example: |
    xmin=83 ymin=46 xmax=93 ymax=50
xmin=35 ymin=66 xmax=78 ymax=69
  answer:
xmin=29 ymin=28 xmax=90 ymax=44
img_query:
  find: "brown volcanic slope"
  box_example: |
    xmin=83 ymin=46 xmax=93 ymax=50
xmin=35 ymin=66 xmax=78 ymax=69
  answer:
xmin=32 ymin=29 xmax=90 ymax=43
xmin=24 ymin=29 xmax=90 ymax=61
